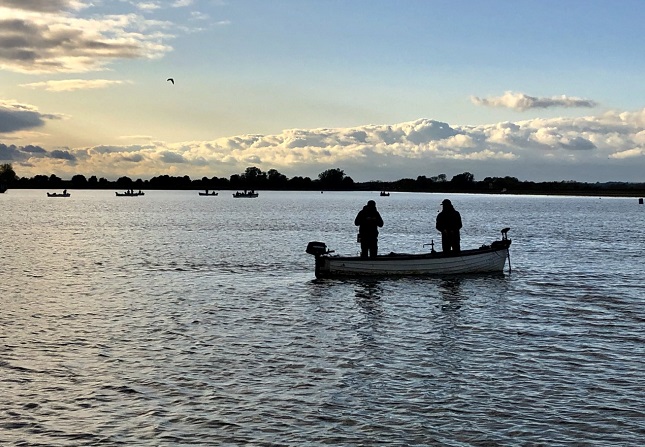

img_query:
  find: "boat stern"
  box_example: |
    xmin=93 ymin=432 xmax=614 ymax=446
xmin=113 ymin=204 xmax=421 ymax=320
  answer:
xmin=306 ymin=242 xmax=332 ymax=278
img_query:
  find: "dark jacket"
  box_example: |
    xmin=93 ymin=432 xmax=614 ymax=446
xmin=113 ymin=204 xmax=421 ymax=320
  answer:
xmin=355 ymin=204 xmax=384 ymax=239
xmin=436 ymin=205 xmax=462 ymax=233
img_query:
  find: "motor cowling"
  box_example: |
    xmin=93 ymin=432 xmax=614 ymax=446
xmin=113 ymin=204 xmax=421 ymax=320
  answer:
xmin=306 ymin=241 xmax=327 ymax=256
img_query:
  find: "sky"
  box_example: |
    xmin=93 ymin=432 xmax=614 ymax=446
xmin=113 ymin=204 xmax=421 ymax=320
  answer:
xmin=1 ymin=0 xmax=644 ymax=183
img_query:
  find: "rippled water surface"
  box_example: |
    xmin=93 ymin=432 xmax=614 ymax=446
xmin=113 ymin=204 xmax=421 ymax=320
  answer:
xmin=1 ymin=190 xmax=644 ymax=446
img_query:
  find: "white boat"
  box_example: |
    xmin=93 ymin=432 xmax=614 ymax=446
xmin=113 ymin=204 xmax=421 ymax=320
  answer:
xmin=306 ymin=229 xmax=512 ymax=278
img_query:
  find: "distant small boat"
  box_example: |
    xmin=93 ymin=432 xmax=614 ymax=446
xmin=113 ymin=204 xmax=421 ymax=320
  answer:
xmin=306 ymin=228 xmax=512 ymax=279
xmin=233 ymin=191 xmax=258 ymax=198
xmin=47 ymin=192 xmax=70 ymax=197
xmin=199 ymin=191 xmax=219 ymax=196
xmin=116 ymin=191 xmax=144 ymax=197
xmin=380 ymin=191 xmax=390 ymax=196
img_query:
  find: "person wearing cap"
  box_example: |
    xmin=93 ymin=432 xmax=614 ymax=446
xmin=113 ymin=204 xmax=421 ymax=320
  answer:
xmin=354 ymin=200 xmax=384 ymax=258
xmin=436 ymin=199 xmax=462 ymax=253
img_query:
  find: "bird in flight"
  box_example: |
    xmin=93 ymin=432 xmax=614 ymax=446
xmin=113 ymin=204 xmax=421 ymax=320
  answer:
xmin=167 ymin=78 xmax=174 ymax=84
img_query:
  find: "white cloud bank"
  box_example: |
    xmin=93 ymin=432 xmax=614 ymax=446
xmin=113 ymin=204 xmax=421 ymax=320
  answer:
xmin=2 ymin=100 xmax=644 ymax=182
xmin=471 ymin=91 xmax=598 ymax=111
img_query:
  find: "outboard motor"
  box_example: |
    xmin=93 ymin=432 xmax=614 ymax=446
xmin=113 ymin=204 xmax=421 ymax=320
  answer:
xmin=306 ymin=241 xmax=327 ymax=256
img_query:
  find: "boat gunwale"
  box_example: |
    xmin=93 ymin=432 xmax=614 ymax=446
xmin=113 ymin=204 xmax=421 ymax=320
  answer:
xmin=320 ymin=241 xmax=511 ymax=262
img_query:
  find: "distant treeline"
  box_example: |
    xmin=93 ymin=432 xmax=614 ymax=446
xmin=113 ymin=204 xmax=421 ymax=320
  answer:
xmin=1 ymin=164 xmax=644 ymax=196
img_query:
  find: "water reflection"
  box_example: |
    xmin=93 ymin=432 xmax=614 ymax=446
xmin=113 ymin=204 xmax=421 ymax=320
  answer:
xmin=306 ymin=278 xmax=329 ymax=301
xmin=438 ymin=277 xmax=464 ymax=312
xmin=354 ymin=279 xmax=384 ymax=316
xmin=351 ymin=280 xmax=385 ymax=356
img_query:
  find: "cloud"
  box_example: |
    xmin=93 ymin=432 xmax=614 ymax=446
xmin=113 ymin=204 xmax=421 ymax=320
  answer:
xmin=136 ymin=3 xmax=163 ymax=12
xmin=173 ymin=0 xmax=195 ymax=7
xmin=22 ymin=144 xmax=48 ymax=154
xmin=49 ymin=149 xmax=77 ymax=161
xmin=159 ymin=151 xmax=187 ymax=163
xmin=0 ymin=1 xmax=86 ymax=13
xmin=90 ymin=144 xmax=153 ymax=154
xmin=5 ymin=109 xmax=645 ymax=182
xmin=471 ymin=91 xmax=598 ymax=111
xmin=0 ymin=143 xmax=47 ymax=161
xmin=121 ymin=154 xmax=144 ymax=162
xmin=20 ymin=79 xmax=131 ymax=92
xmin=608 ymin=148 xmax=645 ymax=159
xmin=0 ymin=144 xmax=27 ymax=161
xmin=0 ymin=5 xmax=172 ymax=73
xmin=0 ymin=100 xmax=62 ymax=133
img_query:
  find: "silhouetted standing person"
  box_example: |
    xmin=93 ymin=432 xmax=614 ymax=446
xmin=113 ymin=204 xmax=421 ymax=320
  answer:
xmin=355 ymin=200 xmax=384 ymax=258
xmin=436 ymin=199 xmax=462 ymax=253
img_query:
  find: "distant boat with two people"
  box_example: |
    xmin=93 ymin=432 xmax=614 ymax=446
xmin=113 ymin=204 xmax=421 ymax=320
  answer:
xmin=233 ymin=190 xmax=258 ymax=198
xmin=199 ymin=190 xmax=219 ymax=196
xmin=47 ymin=190 xmax=70 ymax=197
xmin=116 ymin=189 xmax=144 ymax=197
xmin=380 ymin=191 xmax=390 ymax=196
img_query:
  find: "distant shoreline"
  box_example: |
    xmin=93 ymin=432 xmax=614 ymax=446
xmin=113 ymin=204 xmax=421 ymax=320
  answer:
xmin=2 ymin=165 xmax=644 ymax=198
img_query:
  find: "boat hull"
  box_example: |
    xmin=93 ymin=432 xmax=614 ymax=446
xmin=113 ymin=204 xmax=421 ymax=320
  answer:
xmin=233 ymin=193 xmax=258 ymax=198
xmin=311 ymin=242 xmax=511 ymax=278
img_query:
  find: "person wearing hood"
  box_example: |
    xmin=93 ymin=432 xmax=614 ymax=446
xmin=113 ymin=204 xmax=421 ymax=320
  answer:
xmin=436 ymin=199 xmax=462 ymax=253
xmin=354 ymin=200 xmax=384 ymax=258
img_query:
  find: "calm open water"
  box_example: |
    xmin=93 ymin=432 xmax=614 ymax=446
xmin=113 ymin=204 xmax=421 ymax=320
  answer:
xmin=1 ymin=189 xmax=643 ymax=446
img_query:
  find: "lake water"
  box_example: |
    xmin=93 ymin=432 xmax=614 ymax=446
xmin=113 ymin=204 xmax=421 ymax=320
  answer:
xmin=1 ymin=190 xmax=643 ymax=446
